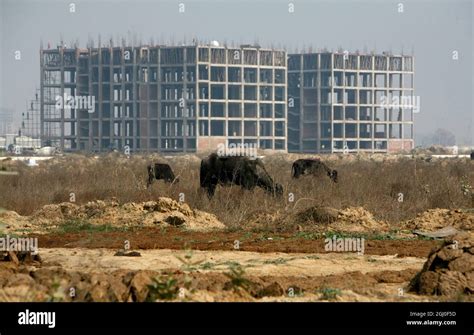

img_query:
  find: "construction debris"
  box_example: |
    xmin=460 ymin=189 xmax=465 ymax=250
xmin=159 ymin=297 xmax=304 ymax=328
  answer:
xmin=413 ymin=226 xmax=459 ymax=239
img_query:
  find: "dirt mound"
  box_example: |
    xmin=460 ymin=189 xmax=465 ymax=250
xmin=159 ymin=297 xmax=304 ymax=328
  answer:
xmin=242 ymin=206 xmax=388 ymax=233
xmin=240 ymin=206 xmax=340 ymax=231
xmin=403 ymin=209 xmax=474 ymax=233
xmin=409 ymin=234 xmax=474 ymax=296
xmin=291 ymin=206 xmax=388 ymax=232
xmin=11 ymin=198 xmax=224 ymax=233
xmin=0 ymin=210 xmax=32 ymax=234
xmin=332 ymin=207 xmax=389 ymax=232
xmin=31 ymin=202 xmax=81 ymax=224
xmin=294 ymin=206 xmax=340 ymax=224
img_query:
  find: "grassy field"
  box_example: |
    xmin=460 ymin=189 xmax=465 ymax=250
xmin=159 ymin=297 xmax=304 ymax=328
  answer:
xmin=1 ymin=153 xmax=473 ymax=303
xmin=1 ymin=153 xmax=473 ymax=229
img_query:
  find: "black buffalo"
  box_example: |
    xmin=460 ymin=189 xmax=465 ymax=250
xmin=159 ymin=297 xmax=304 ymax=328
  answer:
xmin=291 ymin=159 xmax=338 ymax=183
xmin=471 ymin=151 xmax=474 ymax=160
xmin=200 ymin=153 xmax=283 ymax=198
xmin=147 ymin=163 xmax=179 ymax=187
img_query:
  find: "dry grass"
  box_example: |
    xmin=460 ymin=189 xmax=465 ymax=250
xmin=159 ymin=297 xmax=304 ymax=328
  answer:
xmin=1 ymin=153 xmax=473 ymax=230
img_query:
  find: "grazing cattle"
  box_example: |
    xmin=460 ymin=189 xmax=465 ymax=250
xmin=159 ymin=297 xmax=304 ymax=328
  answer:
xmin=471 ymin=151 xmax=474 ymax=160
xmin=147 ymin=163 xmax=179 ymax=187
xmin=200 ymin=153 xmax=283 ymax=198
xmin=291 ymin=159 xmax=338 ymax=183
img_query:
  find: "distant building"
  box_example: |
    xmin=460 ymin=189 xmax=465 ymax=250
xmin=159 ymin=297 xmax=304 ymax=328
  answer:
xmin=0 ymin=108 xmax=15 ymax=136
xmin=287 ymin=52 xmax=415 ymax=153
xmin=40 ymin=43 xmax=287 ymax=153
xmin=15 ymin=136 xmax=42 ymax=150
xmin=4 ymin=134 xmax=16 ymax=150
xmin=39 ymin=42 xmax=415 ymax=154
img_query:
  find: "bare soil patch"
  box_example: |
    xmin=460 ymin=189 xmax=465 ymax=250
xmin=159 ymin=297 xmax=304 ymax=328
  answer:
xmin=0 ymin=248 xmax=442 ymax=302
xmin=29 ymin=228 xmax=441 ymax=258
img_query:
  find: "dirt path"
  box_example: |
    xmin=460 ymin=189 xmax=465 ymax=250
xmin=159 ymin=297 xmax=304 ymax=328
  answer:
xmin=33 ymin=228 xmax=441 ymax=258
xmin=41 ymin=248 xmax=425 ymax=277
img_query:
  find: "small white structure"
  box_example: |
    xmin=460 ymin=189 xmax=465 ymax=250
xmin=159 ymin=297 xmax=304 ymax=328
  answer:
xmin=451 ymin=145 xmax=458 ymax=155
xmin=5 ymin=134 xmax=15 ymax=148
xmin=35 ymin=146 xmax=56 ymax=156
xmin=26 ymin=158 xmax=38 ymax=167
xmin=15 ymin=136 xmax=41 ymax=149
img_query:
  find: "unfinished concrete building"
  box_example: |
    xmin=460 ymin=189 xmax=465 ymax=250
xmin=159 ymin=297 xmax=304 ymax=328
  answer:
xmin=40 ymin=42 xmax=287 ymax=153
xmin=21 ymin=89 xmax=41 ymax=142
xmin=0 ymin=108 xmax=15 ymax=136
xmin=288 ymin=52 xmax=415 ymax=153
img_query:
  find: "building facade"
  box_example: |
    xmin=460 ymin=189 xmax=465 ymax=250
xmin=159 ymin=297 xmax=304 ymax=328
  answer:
xmin=40 ymin=44 xmax=287 ymax=153
xmin=40 ymin=44 xmax=415 ymax=154
xmin=0 ymin=108 xmax=15 ymax=136
xmin=287 ymin=52 xmax=415 ymax=153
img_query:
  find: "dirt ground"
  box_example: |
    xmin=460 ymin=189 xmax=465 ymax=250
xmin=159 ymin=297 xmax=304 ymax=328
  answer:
xmin=1 ymin=222 xmax=470 ymax=302
xmin=32 ymin=228 xmax=440 ymax=257
xmin=1 ymin=193 xmax=472 ymax=302
xmin=39 ymin=247 xmax=432 ymax=302
xmin=0 ymin=245 xmax=439 ymax=302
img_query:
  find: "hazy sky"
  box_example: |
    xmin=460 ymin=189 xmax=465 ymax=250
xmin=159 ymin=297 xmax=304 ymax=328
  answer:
xmin=1 ymin=0 xmax=472 ymax=145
